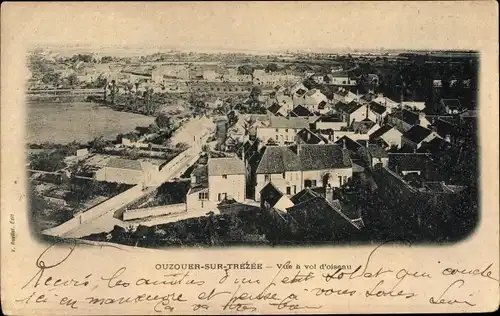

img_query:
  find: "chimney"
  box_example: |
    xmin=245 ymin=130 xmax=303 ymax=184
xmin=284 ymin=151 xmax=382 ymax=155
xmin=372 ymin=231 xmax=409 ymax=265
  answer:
xmin=342 ymin=138 xmax=346 ymax=150
xmin=418 ymin=112 xmax=427 ymax=127
xmin=366 ymin=103 xmax=370 ymax=119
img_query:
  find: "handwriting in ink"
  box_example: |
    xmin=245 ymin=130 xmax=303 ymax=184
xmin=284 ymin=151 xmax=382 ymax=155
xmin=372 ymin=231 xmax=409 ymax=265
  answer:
xmin=136 ymin=271 xmax=205 ymax=286
xmin=429 ymin=279 xmax=476 ymax=306
xmin=365 ymin=280 xmax=416 ymax=299
xmin=269 ymin=293 xmax=322 ymax=310
xmin=100 ymin=267 xmax=130 ymax=288
xmin=281 ymin=270 xmax=314 ymax=284
xmin=21 ymin=240 xmax=91 ymax=290
xmin=442 ymin=263 xmax=499 ymax=282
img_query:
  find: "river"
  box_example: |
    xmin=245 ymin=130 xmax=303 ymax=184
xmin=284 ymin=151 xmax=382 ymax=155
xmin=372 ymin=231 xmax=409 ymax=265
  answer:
xmin=27 ymin=101 xmax=155 ymax=144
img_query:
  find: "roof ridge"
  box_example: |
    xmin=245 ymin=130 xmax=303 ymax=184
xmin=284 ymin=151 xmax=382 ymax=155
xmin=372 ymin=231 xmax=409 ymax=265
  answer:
xmin=323 ymin=197 xmax=360 ymax=230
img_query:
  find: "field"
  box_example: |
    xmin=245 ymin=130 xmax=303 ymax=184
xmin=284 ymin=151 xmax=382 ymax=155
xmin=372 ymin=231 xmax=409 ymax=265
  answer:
xmin=27 ymin=101 xmax=155 ymax=144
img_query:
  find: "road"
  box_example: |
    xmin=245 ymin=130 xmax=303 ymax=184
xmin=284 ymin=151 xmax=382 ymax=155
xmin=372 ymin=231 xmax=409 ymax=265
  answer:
xmin=54 ymin=117 xmax=216 ymax=239
xmin=62 ymin=149 xmax=202 ymax=238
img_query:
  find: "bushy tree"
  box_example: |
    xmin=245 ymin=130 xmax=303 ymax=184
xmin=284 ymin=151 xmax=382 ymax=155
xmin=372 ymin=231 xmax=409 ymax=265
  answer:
xmin=155 ymin=113 xmax=173 ymax=130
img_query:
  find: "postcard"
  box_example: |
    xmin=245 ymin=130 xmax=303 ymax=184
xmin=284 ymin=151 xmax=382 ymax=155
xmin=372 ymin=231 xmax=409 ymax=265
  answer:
xmin=1 ymin=1 xmax=499 ymax=314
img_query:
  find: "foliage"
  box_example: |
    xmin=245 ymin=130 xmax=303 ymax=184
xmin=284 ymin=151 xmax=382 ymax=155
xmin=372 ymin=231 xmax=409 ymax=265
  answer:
xmin=175 ymin=142 xmax=190 ymax=151
xmin=265 ymin=63 xmax=279 ymax=73
xmin=67 ymin=73 xmax=79 ymax=87
xmin=155 ymin=113 xmax=174 ymax=130
xmin=41 ymin=71 xmax=62 ymax=87
xmin=29 ymin=152 xmax=67 ymax=172
xmin=28 ymin=53 xmax=53 ymax=78
xmin=65 ymin=178 xmax=133 ymax=206
xmin=70 ymin=54 xmax=94 ymax=63
xmin=88 ymin=136 xmax=112 ymax=152
xmin=101 ymin=56 xmax=114 ymax=63
xmin=237 ymin=65 xmax=254 ymax=75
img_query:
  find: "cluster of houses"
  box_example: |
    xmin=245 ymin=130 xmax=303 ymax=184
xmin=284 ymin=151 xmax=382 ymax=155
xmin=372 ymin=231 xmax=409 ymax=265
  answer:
xmin=188 ymin=78 xmax=473 ymax=231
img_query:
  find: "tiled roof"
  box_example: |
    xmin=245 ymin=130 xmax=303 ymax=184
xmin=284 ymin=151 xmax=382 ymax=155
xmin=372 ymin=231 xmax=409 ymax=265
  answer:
xmin=367 ymin=144 xmax=389 ymax=158
xmin=267 ymin=103 xmax=282 ymax=115
xmin=296 ymin=128 xmax=325 ymax=145
xmin=316 ymin=114 xmax=344 ymax=123
xmin=433 ymin=119 xmax=459 ymax=138
xmin=286 ymin=196 xmax=360 ymax=231
xmin=256 ymin=144 xmax=351 ymax=174
xmin=344 ymin=101 xmax=364 ymax=114
xmin=260 ymin=182 xmax=285 ymax=208
xmin=417 ymin=137 xmax=452 ymax=154
xmin=299 ymin=144 xmax=351 ymax=170
xmin=351 ymin=119 xmax=377 ymax=134
xmin=334 ymin=136 xmax=362 ymax=152
xmin=290 ymin=188 xmax=321 ymax=204
xmin=369 ymin=124 xmax=395 ymax=140
xmin=269 ymin=116 xmax=309 ymax=129
xmin=106 ymin=158 xmax=143 ymax=170
xmin=392 ymin=109 xmax=420 ymax=126
xmin=290 ymin=105 xmax=312 ymax=117
xmin=295 ymin=88 xmax=307 ymax=97
xmin=403 ymin=125 xmax=433 ymax=144
xmin=369 ymin=101 xmax=387 ymax=115
xmin=388 ymin=153 xmax=433 ymax=172
xmin=256 ymin=146 xmax=301 ymax=174
xmin=207 ymin=157 xmax=245 ymax=176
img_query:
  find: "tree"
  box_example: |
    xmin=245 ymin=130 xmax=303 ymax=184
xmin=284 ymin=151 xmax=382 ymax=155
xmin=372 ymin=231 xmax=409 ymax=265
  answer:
xmin=237 ymin=65 xmax=254 ymax=75
xmin=30 ymin=152 xmax=67 ymax=172
xmin=155 ymin=113 xmax=174 ymax=130
xmin=110 ymin=80 xmax=117 ymax=105
xmin=41 ymin=71 xmax=61 ymax=87
xmin=249 ymin=86 xmax=262 ymax=102
xmin=265 ymin=63 xmax=279 ymax=73
xmin=67 ymin=73 xmax=79 ymax=87
xmin=89 ymin=136 xmax=109 ymax=152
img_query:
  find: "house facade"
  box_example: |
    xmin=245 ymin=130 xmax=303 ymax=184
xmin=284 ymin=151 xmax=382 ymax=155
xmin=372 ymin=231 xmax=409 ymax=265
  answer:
xmin=369 ymin=125 xmax=403 ymax=149
xmin=207 ymin=157 xmax=246 ymax=202
xmin=256 ymin=116 xmax=309 ymax=145
xmin=251 ymin=144 xmax=353 ymax=201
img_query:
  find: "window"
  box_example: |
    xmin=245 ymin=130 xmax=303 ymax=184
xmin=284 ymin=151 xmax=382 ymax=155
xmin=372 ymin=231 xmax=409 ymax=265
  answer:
xmin=304 ymin=180 xmax=312 ymax=188
xmin=286 ymin=186 xmax=291 ymax=195
xmin=285 ymin=129 xmax=289 ymax=132
xmin=198 ymin=192 xmax=208 ymax=200
xmin=218 ymin=193 xmax=227 ymax=202
xmin=265 ymin=174 xmax=271 ymax=182
xmin=339 ymin=176 xmax=342 ymax=185
xmin=311 ymin=180 xmax=317 ymax=187
xmin=285 ymin=135 xmax=288 ymax=141
xmin=275 ymin=129 xmax=279 ymax=133
xmin=222 ymin=174 xmax=228 ymax=179
xmin=293 ymin=185 xmax=297 ymax=194
xmin=275 ymin=135 xmax=279 ymax=140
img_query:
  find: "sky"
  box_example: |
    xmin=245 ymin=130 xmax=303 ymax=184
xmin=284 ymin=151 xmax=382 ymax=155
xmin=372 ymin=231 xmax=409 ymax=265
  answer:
xmin=2 ymin=2 xmax=496 ymax=54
